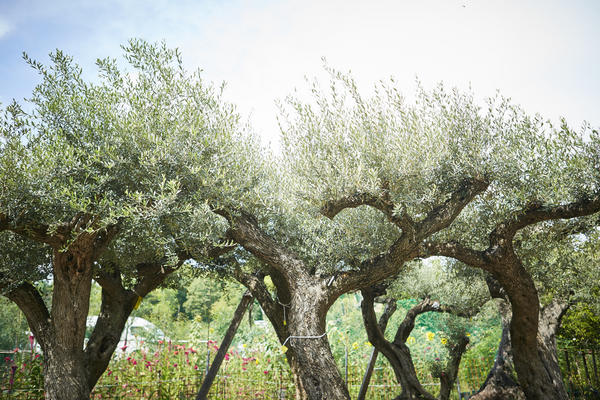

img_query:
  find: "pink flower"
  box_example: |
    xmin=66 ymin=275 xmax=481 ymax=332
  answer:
xmin=121 ymin=345 xmax=128 ymax=352
xmin=34 ymin=354 xmax=40 ymax=359
xmin=242 ymin=367 xmax=247 ymax=371
xmin=263 ymin=370 xmax=269 ymax=375
xmin=194 ymin=365 xmax=198 ymax=370
xmin=107 ymin=370 xmax=112 ymax=376
xmin=158 ymin=340 xmax=164 ymax=345
xmin=28 ymin=335 xmax=34 ymax=350
xmin=224 ymin=353 xmax=230 ymax=361
xmin=173 ymin=363 xmax=178 ymax=368
xmin=4 ymin=357 xmax=11 ymax=363
xmin=132 ymin=360 xmax=137 ymax=366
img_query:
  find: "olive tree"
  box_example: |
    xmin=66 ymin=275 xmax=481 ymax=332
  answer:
xmin=0 ymin=40 xmax=259 ymax=400
xmin=417 ymin=120 xmax=600 ymax=400
xmin=203 ymin=69 xmax=596 ymax=399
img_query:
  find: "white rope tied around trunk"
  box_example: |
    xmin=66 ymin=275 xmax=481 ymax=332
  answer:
xmin=280 ymin=331 xmax=328 ymax=353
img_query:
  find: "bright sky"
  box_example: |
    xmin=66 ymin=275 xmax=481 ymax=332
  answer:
xmin=1 ymin=0 xmax=599 ymax=147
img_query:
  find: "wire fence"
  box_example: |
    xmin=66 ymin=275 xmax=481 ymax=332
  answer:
xmin=559 ymin=345 xmax=600 ymax=399
xmin=1 ymin=345 xmax=598 ymax=399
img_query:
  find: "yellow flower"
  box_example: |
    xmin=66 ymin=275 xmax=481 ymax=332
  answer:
xmin=281 ymin=345 xmax=288 ymax=353
xmin=441 ymin=338 xmax=448 ymax=345
xmin=466 ymin=333 xmax=471 ymax=337
xmin=242 ymin=343 xmax=247 ymax=348
xmin=426 ymin=332 xmax=435 ymax=341
xmin=365 ymin=341 xmax=372 ymax=347
xmin=352 ymin=342 xmax=359 ymax=350
xmin=255 ymin=358 xmax=259 ymax=365
xmin=407 ymin=336 xmax=416 ymax=344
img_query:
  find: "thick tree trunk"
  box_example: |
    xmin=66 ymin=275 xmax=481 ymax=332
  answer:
xmin=7 ymin=253 xmax=173 ymax=399
xmin=233 ymin=270 xmax=311 ymax=399
xmin=196 ymin=291 xmax=253 ymax=400
xmin=470 ymin=301 xmax=524 ymax=400
xmin=43 ymin=344 xmax=91 ymax=400
xmin=286 ymin=289 xmax=350 ymax=400
xmin=494 ymin=263 xmax=569 ymax=400
xmin=42 ymin=248 xmax=95 ymax=400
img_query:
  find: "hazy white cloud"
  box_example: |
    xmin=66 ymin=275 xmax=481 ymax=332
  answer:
xmin=0 ymin=17 xmax=11 ymax=38
xmin=1 ymin=0 xmax=599 ymax=147
xmin=164 ymin=0 xmax=600 ymax=145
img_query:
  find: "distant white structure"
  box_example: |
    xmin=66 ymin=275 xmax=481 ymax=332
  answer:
xmin=86 ymin=316 xmax=169 ymax=353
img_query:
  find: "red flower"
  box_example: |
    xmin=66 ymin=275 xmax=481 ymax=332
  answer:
xmin=173 ymin=363 xmax=178 ymax=368
xmin=263 ymin=370 xmax=269 ymax=375
xmin=120 ymin=345 xmax=128 ymax=352
xmin=194 ymin=365 xmax=198 ymax=370
xmin=224 ymin=353 xmax=230 ymax=361
xmin=4 ymin=357 xmax=11 ymax=363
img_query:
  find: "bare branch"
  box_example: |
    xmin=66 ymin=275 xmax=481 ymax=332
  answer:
xmin=5 ymin=282 xmax=51 ymax=349
xmin=419 ymin=241 xmax=489 ymax=270
xmin=223 ymin=212 xmax=308 ymax=282
xmin=416 ymin=177 xmax=489 ymax=239
xmin=321 ymin=192 xmax=415 ymax=233
xmin=491 ymin=193 xmax=600 ymax=246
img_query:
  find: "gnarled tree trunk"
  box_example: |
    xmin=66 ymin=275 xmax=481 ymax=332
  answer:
xmin=6 ymin=251 xmax=175 ymax=400
xmin=361 ymin=288 xmax=469 ymax=400
xmin=471 ymin=279 xmax=524 ymax=400
xmin=286 ymin=288 xmax=350 ymax=400
xmin=357 ymin=298 xmax=397 ymax=400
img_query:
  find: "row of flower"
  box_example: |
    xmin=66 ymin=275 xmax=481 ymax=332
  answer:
xmin=1 ymin=328 xmax=493 ymax=399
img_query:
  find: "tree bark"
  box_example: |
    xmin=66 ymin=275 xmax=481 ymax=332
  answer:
xmin=284 ymin=285 xmax=350 ymax=400
xmin=233 ymin=269 xmax=309 ymax=400
xmin=196 ymin=291 xmax=253 ymax=400
xmin=470 ymin=287 xmax=524 ymax=400
xmin=361 ymin=288 xmax=464 ymax=400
